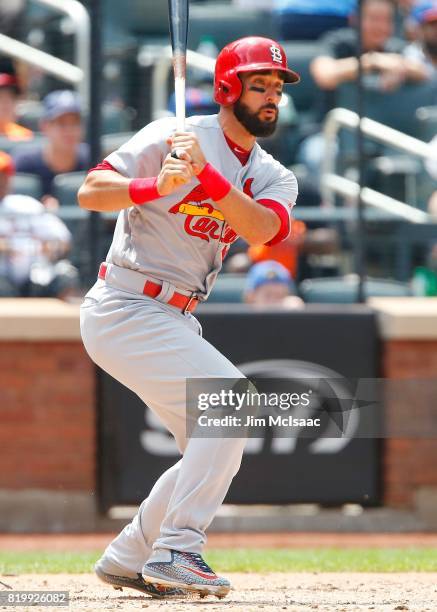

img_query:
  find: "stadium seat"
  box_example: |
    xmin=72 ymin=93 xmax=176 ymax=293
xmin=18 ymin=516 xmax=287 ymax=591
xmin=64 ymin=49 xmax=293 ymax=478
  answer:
xmin=52 ymin=172 xmax=86 ymax=207
xmin=0 ymin=136 xmax=24 ymax=154
xmin=0 ymin=277 xmax=19 ymax=298
xmin=10 ymin=173 xmax=43 ymax=200
xmin=281 ymin=41 xmax=323 ymax=123
xmin=299 ymin=275 xmax=412 ymax=303
xmin=367 ymin=155 xmax=423 ymax=208
xmin=102 ymin=104 xmax=135 ymax=134
xmin=187 ymin=5 xmax=278 ymax=51
xmin=16 ymin=101 xmax=44 ymax=132
xmin=207 ymin=274 xmax=247 ymax=303
xmin=337 ymin=81 xmax=437 ymax=137
xmin=416 ymin=106 xmax=437 ymax=142
xmin=16 ymin=100 xmax=133 ymax=136
xmin=413 ymin=108 xmax=437 ymax=210
xmin=335 ymin=81 xmax=437 ymax=175
xmin=102 ymin=131 xmax=136 ymax=157
xmin=25 ymin=4 xmax=66 ymax=64
xmin=415 ymin=167 xmax=437 ymax=212
xmin=125 ymin=0 xmax=170 ymax=36
xmin=9 ymin=135 xmax=45 ymax=156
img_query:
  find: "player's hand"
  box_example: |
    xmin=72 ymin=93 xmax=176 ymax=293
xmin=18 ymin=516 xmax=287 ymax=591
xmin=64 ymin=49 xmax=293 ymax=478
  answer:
xmin=157 ymin=153 xmax=194 ymax=196
xmin=167 ymin=132 xmax=207 ymax=176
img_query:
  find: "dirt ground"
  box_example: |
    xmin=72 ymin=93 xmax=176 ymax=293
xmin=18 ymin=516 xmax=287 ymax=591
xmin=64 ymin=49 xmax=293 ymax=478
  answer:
xmin=1 ymin=572 xmax=436 ymax=612
xmin=1 ymin=535 xmax=436 ymax=611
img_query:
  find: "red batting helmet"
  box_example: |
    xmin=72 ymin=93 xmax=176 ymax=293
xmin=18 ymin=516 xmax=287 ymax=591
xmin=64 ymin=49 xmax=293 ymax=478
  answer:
xmin=214 ymin=36 xmax=300 ymax=106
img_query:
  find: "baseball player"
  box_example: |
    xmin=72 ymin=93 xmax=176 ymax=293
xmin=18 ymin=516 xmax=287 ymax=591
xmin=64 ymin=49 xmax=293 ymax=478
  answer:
xmin=79 ymin=36 xmax=299 ymax=600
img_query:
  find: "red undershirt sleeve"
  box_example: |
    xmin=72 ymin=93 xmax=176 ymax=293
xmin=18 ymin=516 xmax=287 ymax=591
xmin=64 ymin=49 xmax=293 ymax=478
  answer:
xmin=87 ymin=160 xmax=119 ymax=173
xmin=258 ymin=198 xmax=291 ymax=246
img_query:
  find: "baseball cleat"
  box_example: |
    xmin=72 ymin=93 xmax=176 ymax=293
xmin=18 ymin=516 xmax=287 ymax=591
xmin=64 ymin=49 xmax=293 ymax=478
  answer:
xmin=95 ymin=557 xmax=187 ymax=599
xmin=142 ymin=550 xmax=231 ymax=599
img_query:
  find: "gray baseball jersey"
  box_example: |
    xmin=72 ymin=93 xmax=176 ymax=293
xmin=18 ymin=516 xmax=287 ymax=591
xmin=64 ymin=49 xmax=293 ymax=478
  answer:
xmin=105 ymin=114 xmax=298 ymax=299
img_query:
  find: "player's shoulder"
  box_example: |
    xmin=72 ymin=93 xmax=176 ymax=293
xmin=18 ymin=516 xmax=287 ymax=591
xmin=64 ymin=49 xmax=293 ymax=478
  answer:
xmin=253 ymin=144 xmax=297 ymax=183
xmin=134 ymin=115 xmax=178 ymax=140
xmin=132 ymin=114 xmax=217 ymax=143
xmin=185 ymin=114 xmax=220 ymax=131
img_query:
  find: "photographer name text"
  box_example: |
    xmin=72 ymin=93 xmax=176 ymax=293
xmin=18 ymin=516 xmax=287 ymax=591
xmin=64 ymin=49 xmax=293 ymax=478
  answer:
xmin=197 ymin=415 xmax=321 ymax=427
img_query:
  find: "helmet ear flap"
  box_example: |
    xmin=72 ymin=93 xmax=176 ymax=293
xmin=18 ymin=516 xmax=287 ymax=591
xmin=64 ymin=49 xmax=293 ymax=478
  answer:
xmin=214 ymin=73 xmax=242 ymax=106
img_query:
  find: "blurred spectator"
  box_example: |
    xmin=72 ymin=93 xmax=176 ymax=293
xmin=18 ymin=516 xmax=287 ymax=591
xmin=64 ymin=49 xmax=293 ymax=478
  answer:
xmin=248 ymin=219 xmax=307 ymax=279
xmin=426 ymin=134 xmax=437 ymax=215
xmin=273 ymin=0 xmax=356 ymax=41
xmin=0 ymin=61 xmax=33 ymax=141
xmin=395 ymin=0 xmax=421 ymax=39
xmin=425 ymin=131 xmax=437 ymax=182
xmin=0 ymin=151 xmax=79 ymax=299
xmin=311 ymin=0 xmax=426 ymax=99
xmin=247 ymin=218 xmax=340 ymax=282
xmin=0 ymin=1 xmax=26 ymax=39
xmin=244 ymin=260 xmax=304 ymax=307
xmin=417 ymin=135 xmax=437 ymax=287
xmin=224 ymin=251 xmax=252 ymax=274
xmin=14 ymin=90 xmax=89 ymax=206
xmin=404 ymin=2 xmax=437 ymax=78
xmin=300 ymin=0 xmax=426 ymax=183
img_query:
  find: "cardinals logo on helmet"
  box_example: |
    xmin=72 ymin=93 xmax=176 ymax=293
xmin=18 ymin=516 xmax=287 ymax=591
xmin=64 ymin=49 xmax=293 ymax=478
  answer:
xmin=270 ymin=44 xmax=283 ymax=64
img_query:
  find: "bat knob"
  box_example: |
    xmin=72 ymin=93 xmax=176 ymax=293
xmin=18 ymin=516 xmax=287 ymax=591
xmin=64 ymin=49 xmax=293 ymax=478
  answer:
xmin=171 ymin=148 xmax=190 ymax=162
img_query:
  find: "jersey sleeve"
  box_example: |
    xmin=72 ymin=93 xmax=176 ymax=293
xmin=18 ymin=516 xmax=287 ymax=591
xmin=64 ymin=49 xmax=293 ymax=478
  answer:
xmin=88 ymin=160 xmax=119 ymax=173
xmin=105 ymin=118 xmax=176 ymax=179
xmin=258 ymin=198 xmax=291 ymax=246
xmin=252 ymin=162 xmax=298 ymax=246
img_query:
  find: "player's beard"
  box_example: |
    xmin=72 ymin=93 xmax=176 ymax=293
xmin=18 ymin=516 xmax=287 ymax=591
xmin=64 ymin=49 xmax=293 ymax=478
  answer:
xmin=233 ymin=100 xmax=279 ymax=137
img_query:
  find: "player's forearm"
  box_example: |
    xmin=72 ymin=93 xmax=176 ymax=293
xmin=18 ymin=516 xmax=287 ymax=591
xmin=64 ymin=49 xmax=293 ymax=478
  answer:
xmin=216 ymin=188 xmax=280 ymax=245
xmin=78 ymin=170 xmax=134 ymax=212
xmin=195 ymin=163 xmax=281 ymax=244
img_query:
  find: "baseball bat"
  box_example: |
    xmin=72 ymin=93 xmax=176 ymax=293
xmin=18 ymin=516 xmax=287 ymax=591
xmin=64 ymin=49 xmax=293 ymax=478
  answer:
xmin=168 ymin=0 xmax=189 ymax=137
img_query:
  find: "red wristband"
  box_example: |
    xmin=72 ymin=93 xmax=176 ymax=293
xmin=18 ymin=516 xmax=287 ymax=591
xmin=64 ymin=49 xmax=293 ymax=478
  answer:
xmin=197 ymin=163 xmax=232 ymax=202
xmin=129 ymin=177 xmax=160 ymax=204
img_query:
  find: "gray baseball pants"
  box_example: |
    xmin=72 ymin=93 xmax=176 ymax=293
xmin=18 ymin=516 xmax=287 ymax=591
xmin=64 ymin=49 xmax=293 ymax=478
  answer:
xmin=80 ymin=266 xmax=246 ymax=573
